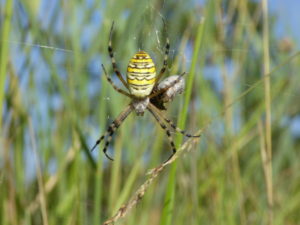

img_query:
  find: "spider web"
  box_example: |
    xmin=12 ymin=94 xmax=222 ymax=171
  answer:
xmin=3 ymin=2 xmax=300 ymax=211
xmin=2 ymin=1 xmax=245 ymax=153
xmin=4 ymin=0 xmax=298 ymax=168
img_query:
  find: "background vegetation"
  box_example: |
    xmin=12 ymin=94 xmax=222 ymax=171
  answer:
xmin=1 ymin=0 xmax=300 ymax=224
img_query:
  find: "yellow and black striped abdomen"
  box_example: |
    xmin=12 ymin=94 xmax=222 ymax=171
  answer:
xmin=127 ymin=51 xmax=156 ymax=98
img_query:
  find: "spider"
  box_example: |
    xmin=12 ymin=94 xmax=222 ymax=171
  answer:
xmin=91 ymin=22 xmax=199 ymax=162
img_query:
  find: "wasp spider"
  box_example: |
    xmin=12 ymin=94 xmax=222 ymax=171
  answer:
xmin=91 ymin=22 xmax=199 ymax=162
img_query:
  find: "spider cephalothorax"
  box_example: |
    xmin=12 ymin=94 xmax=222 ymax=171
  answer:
xmin=91 ymin=22 xmax=199 ymax=162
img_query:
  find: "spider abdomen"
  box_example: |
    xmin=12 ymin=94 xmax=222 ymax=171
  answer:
xmin=127 ymin=51 xmax=156 ymax=98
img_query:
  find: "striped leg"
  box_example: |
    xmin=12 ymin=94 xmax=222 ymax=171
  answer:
xmin=101 ymin=64 xmax=132 ymax=98
xmin=108 ymin=21 xmax=129 ymax=90
xmin=91 ymin=105 xmax=133 ymax=161
xmin=155 ymin=36 xmax=170 ymax=84
xmin=148 ymin=103 xmax=200 ymax=138
xmin=148 ymin=105 xmax=176 ymax=163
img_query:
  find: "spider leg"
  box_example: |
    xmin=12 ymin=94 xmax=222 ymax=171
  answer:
xmin=148 ymin=105 xmax=176 ymax=163
xmin=149 ymin=72 xmax=186 ymax=99
xmin=102 ymin=125 xmax=117 ymax=161
xmin=148 ymin=103 xmax=200 ymax=138
xmin=91 ymin=104 xmax=133 ymax=161
xmin=108 ymin=21 xmax=129 ymax=90
xmin=155 ymin=35 xmax=170 ymax=84
xmin=101 ymin=64 xmax=132 ymax=98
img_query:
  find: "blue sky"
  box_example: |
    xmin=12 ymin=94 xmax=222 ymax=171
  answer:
xmin=271 ymin=0 xmax=300 ymax=45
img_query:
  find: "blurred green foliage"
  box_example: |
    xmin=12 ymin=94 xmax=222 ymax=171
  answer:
xmin=1 ymin=0 xmax=300 ymax=225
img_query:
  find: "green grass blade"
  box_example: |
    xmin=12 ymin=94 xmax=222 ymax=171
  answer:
xmin=160 ymin=18 xmax=205 ymax=225
xmin=0 ymin=0 xmax=13 ymax=129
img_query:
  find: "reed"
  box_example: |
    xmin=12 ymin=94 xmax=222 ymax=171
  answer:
xmin=1 ymin=1 xmax=300 ymax=225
